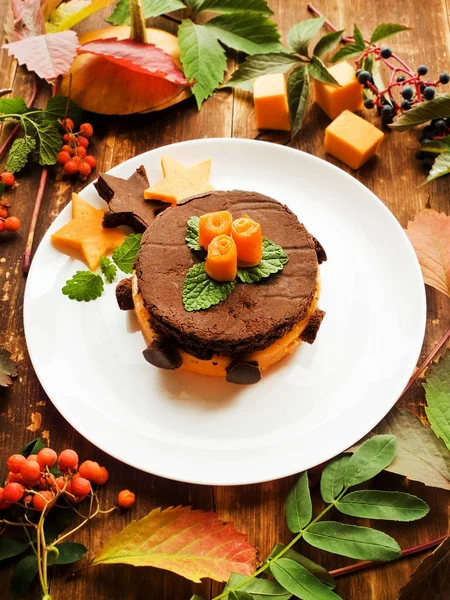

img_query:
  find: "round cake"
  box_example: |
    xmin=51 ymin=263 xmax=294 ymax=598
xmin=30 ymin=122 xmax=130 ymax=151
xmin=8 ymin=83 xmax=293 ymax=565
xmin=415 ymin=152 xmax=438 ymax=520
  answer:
xmin=117 ymin=190 xmax=326 ymax=384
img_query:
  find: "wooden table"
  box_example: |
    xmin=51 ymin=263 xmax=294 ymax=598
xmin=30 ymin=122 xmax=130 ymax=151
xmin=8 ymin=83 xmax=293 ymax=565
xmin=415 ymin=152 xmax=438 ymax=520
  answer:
xmin=1 ymin=1 xmax=449 ymax=599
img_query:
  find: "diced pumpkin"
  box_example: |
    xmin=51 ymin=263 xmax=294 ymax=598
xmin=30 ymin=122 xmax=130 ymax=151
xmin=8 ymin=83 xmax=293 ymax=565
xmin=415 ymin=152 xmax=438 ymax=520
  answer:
xmin=253 ymin=73 xmax=291 ymax=131
xmin=204 ymin=234 xmax=237 ymax=282
xmin=198 ymin=211 xmax=233 ymax=249
xmin=314 ymin=61 xmax=364 ymax=120
xmin=324 ymin=110 xmax=384 ymax=170
xmin=231 ymin=215 xmax=263 ymax=267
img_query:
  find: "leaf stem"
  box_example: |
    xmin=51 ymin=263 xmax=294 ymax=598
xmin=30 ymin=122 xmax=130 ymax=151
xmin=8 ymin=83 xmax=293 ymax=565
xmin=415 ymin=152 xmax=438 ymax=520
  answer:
xmin=0 ymin=75 xmax=37 ymax=161
xmin=329 ymin=534 xmax=449 ymax=578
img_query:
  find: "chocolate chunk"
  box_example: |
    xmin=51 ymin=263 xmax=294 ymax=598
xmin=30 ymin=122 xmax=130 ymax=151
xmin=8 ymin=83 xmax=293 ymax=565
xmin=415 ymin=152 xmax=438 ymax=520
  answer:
xmin=226 ymin=360 xmax=261 ymax=385
xmin=143 ymin=338 xmax=182 ymax=370
xmin=312 ymin=236 xmax=327 ymax=264
xmin=301 ymin=309 xmax=325 ymax=344
xmin=95 ymin=165 xmax=167 ymax=232
xmin=115 ymin=278 xmax=134 ymax=311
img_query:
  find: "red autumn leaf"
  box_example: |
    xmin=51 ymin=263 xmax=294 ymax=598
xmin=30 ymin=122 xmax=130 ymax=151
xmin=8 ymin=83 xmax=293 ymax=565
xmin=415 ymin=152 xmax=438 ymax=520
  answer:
xmin=91 ymin=505 xmax=257 ymax=582
xmin=3 ymin=30 xmax=79 ymax=81
xmin=4 ymin=0 xmax=46 ymax=43
xmin=78 ymin=38 xmax=190 ymax=86
xmin=405 ymin=209 xmax=450 ymax=297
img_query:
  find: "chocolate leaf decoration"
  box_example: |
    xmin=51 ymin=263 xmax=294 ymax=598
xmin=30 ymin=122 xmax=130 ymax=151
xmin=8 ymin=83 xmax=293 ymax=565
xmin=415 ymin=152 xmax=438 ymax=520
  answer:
xmin=313 ymin=30 xmax=344 ymax=58
xmin=271 ymin=558 xmax=342 ymax=600
xmin=186 ymin=215 xmax=202 ymax=251
xmin=112 ymin=233 xmax=142 ymax=274
xmin=336 ymin=490 xmax=429 ymax=521
xmin=308 ymin=55 xmax=340 ymax=85
xmin=267 ymin=544 xmax=336 ymax=589
xmin=236 ymin=237 xmax=288 ymax=283
xmin=92 ymin=505 xmax=257 ymax=582
xmin=423 ymin=351 xmax=450 ymax=451
xmin=0 ymin=347 xmax=18 ymax=387
xmin=320 ymin=456 xmax=350 ymax=503
xmin=62 ymin=270 xmax=104 ymax=302
xmin=369 ymin=23 xmax=411 ymax=44
xmin=288 ymin=65 xmax=310 ymax=136
xmin=285 ymin=472 xmax=312 ymax=533
xmin=422 ymin=152 xmax=450 ymax=185
xmin=225 ymin=52 xmax=299 ymax=92
xmin=287 ymin=17 xmax=325 ymax=57
xmin=183 ymin=263 xmax=235 ymax=311
xmin=390 ymin=94 xmax=450 ymax=131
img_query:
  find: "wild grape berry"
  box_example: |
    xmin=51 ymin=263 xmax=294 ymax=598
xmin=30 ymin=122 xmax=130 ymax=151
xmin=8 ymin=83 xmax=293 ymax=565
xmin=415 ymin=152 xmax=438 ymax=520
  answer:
xmin=401 ymin=100 xmax=411 ymax=110
xmin=380 ymin=47 xmax=392 ymax=58
xmin=417 ymin=65 xmax=428 ymax=76
xmin=434 ymin=119 xmax=446 ymax=131
xmin=401 ymin=87 xmax=414 ymax=99
xmin=381 ymin=105 xmax=393 ymax=117
xmin=357 ymin=70 xmax=372 ymax=85
xmin=423 ymin=86 xmax=435 ymax=100
xmin=439 ymin=72 xmax=450 ymax=84
xmin=422 ymin=156 xmax=434 ymax=169
xmin=415 ymin=150 xmax=425 ymax=160
xmin=396 ymin=75 xmax=406 ymax=82
xmin=364 ymin=98 xmax=375 ymax=109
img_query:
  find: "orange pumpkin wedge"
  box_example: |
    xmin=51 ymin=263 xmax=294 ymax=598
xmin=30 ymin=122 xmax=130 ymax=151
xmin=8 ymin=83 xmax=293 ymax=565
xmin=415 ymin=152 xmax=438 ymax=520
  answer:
xmin=198 ymin=211 xmax=233 ymax=249
xmin=204 ymin=234 xmax=237 ymax=282
xmin=231 ymin=215 xmax=263 ymax=267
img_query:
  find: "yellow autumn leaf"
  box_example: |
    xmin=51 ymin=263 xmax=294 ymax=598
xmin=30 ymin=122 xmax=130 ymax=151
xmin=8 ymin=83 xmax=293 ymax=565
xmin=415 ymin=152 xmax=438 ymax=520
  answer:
xmin=45 ymin=0 xmax=117 ymax=33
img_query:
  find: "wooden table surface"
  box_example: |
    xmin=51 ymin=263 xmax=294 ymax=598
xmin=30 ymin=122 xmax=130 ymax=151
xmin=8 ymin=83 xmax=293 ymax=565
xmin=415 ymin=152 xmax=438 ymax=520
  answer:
xmin=1 ymin=1 xmax=449 ymax=599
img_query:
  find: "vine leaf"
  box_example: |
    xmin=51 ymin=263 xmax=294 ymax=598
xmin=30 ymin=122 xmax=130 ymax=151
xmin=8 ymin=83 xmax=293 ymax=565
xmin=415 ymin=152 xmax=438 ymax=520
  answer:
xmin=107 ymin=0 xmax=185 ymax=26
xmin=423 ymin=351 xmax=450 ymax=451
xmin=313 ymin=30 xmax=344 ymax=57
xmin=422 ymin=152 xmax=450 ymax=185
xmin=369 ymin=23 xmax=411 ymax=44
xmin=225 ymin=53 xmax=299 ymax=91
xmin=288 ymin=65 xmax=310 ymax=136
xmin=307 ymin=55 xmax=340 ymax=85
xmin=287 ymin=17 xmax=325 ymax=57
xmin=92 ymin=506 xmax=257 ymax=582
xmin=390 ymin=94 xmax=450 ymax=131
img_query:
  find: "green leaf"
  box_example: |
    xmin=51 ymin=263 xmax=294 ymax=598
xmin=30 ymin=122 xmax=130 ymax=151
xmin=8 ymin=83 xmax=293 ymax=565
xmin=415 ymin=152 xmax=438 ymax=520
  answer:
xmin=313 ymin=30 xmax=344 ymax=57
xmin=190 ymin=595 xmax=206 ymax=600
xmin=186 ymin=216 xmax=202 ymax=251
xmin=0 ymin=97 xmax=27 ymax=115
xmin=370 ymin=23 xmax=411 ymax=44
xmin=230 ymin=592 xmax=254 ymax=600
xmin=43 ymin=507 xmax=75 ymax=543
xmin=112 ymin=233 xmax=143 ymax=274
xmin=100 ymin=256 xmax=118 ymax=283
xmin=188 ymin=0 xmax=273 ymax=14
xmin=237 ymin=237 xmax=288 ymax=283
xmin=48 ymin=0 xmax=116 ymax=30
xmin=5 ymin=137 xmax=36 ymax=173
xmin=54 ymin=542 xmax=88 ymax=565
xmin=287 ymin=17 xmax=325 ymax=57
xmin=308 ymin=56 xmax=340 ymax=85
xmin=36 ymin=121 xmax=62 ymax=166
xmin=320 ymin=456 xmax=350 ymax=503
xmin=19 ymin=438 xmax=46 ymax=457
xmin=108 ymin=0 xmax=185 ymax=25
xmin=423 ymin=352 xmax=450 ymax=450
xmin=285 ymin=472 xmax=312 ymax=533
xmin=271 ymin=558 xmax=342 ymax=600
xmin=183 ymin=262 xmax=235 ymax=311
xmin=62 ymin=271 xmax=105 ymax=302
xmin=225 ymin=53 xmax=299 ymax=91
xmin=0 ymin=538 xmax=28 ymax=562
xmin=11 ymin=556 xmax=38 ymax=598
xmin=330 ymin=44 xmax=365 ymax=63
xmin=336 ymin=490 xmax=429 ymax=521
xmin=288 ymin=65 xmax=310 ymax=137
xmin=422 ymin=152 xmax=450 ymax=185
xmin=362 ymin=52 xmax=374 ymax=74
xmin=304 ymin=522 xmax=401 ymax=561
xmin=45 ymin=95 xmax=83 ymax=124
xmin=267 ymin=545 xmax=336 ymax=589
xmin=344 ymin=434 xmax=396 ymax=487
xmin=179 ymin=19 xmax=227 ymax=108
xmin=390 ymin=94 xmax=450 ymax=131
xmin=421 ymin=135 xmax=450 ymax=153
xmin=205 ymin=12 xmax=282 ymax=55
xmin=226 ymin=572 xmax=292 ymax=599
xmin=353 ymin=25 xmax=365 ymax=48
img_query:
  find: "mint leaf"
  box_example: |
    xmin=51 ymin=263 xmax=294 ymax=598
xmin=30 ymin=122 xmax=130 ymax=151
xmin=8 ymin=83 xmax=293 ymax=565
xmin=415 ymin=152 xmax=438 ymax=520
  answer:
xmin=237 ymin=237 xmax=288 ymax=283
xmin=287 ymin=16 xmax=325 ymax=57
xmin=370 ymin=23 xmax=411 ymax=44
xmin=422 ymin=152 xmax=450 ymax=185
xmin=45 ymin=95 xmax=83 ymax=123
xmin=390 ymin=94 xmax=450 ymax=131
xmin=179 ymin=19 xmax=227 ymax=108
xmin=186 ymin=216 xmax=202 ymax=251
xmin=112 ymin=233 xmax=142 ymax=274
xmin=313 ymin=30 xmax=344 ymax=57
xmin=107 ymin=0 xmax=185 ymax=25
xmin=423 ymin=351 xmax=450 ymax=452
xmin=205 ymin=12 xmax=281 ymax=55
xmin=62 ymin=271 xmax=104 ymax=302
xmin=36 ymin=121 xmax=62 ymax=166
xmin=99 ymin=256 xmax=118 ymax=283
xmin=5 ymin=136 xmax=36 ymax=173
xmin=188 ymin=0 xmax=273 ymax=14
xmin=225 ymin=52 xmax=298 ymax=91
xmin=0 ymin=97 xmax=27 ymax=115
xmin=183 ymin=262 xmax=234 ymax=311
xmin=308 ymin=55 xmax=340 ymax=85
xmin=288 ymin=65 xmax=310 ymax=136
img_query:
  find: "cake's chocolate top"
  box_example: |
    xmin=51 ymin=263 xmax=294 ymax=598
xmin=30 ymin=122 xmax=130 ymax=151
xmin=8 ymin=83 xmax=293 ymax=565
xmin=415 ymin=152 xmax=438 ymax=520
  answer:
xmin=136 ymin=190 xmax=323 ymax=360
xmin=95 ymin=166 xmax=166 ymax=233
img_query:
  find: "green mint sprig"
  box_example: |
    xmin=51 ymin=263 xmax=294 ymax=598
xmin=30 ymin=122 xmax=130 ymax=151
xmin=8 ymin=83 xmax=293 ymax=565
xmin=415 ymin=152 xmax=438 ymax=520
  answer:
xmin=62 ymin=271 xmax=104 ymax=302
xmin=99 ymin=256 xmax=118 ymax=283
xmin=237 ymin=237 xmax=288 ymax=283
xmin=186 ymin=215 xmax=202 ymax=251
xmin=183 ymin=262 xmax=234 ymax=311
xmin=111 ymin=233 xmax=142 ymax=274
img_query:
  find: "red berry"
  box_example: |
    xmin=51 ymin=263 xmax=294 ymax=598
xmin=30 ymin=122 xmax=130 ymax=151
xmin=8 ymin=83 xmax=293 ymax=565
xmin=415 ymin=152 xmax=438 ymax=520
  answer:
xmin=0 ymin=206 xmax=8 ymax=219
xmin=7 ymin=454 xmax=26 ymax=473
xmin=79 ymin=162 xmax=91 ymax=177
xmin=7 ymin=471 xmax=23 ymax=484
xmin=79 ymin=123 xmax=94 ymax=138
xmin=71 ymin=477 xmax=91 ymax=496
xmin=0 ymin=487 xmax=8 ymax=510
xmin=0 ymin=172 xmax=15 ymax=187
xmin=72 ymin=155 xmax=83 ymax=165
xmin=62 ymin=133 xmax=76 ymax=145
xmin=36 ymin=448 xmax=57 ymax=468
xmin=23 ymin=494 xmax=33 ymax=505
xmin=84 ymin=155 xmax=97 ymax=169
xmin=61 ymin=118 xmax=74 ymax=132
xmin=77 ymin=136 xmax=89 ymax=148
xmin=61 ymin=144 xmax=73 ymax=154
xmin=58 ymin=449 xmax=78 ymax=471
xmin=76 ymin=146 xmax=87 ymax=158
xmin=78 ymin=460 xmax=101 ymax=482
xmin=20 ymin=460 xmax=41 ymax=485
xmin=4 ymin=216 xmax=20 ymax=232
xmin=3 ymin=482 xmax=25 ymax=503
xmin=0 ymin=221 xmax=4 ymax=233
xmin=63 ymin=160 xmax=79 ymax=175
xmin=117 ymin=489 xmax=135 ymax=508
xmin=27 ymin=454 xmax=38 ymax=462
xmin=32 ymin=490 xmax=54 ymax=511
xmin=57 ymin=150 xmax=71 ymax=165
xmin=92 ymin=465 xmax=109 ymax=485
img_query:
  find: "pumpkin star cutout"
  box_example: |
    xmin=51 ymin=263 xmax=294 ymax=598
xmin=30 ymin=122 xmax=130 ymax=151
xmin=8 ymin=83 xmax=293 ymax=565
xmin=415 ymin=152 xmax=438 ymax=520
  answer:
xmin=144 ymin=156 xmax=215 ymax=204
xmin=51 ymin=193 xmax=126 ymax=271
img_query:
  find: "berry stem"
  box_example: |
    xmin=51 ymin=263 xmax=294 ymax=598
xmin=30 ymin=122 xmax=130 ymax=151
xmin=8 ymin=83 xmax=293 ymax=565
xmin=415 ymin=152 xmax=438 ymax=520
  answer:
xmin=0 ymin=76 xmax=37 ymax=161
xmin=306 ymin=3 xmax=353 ymax=43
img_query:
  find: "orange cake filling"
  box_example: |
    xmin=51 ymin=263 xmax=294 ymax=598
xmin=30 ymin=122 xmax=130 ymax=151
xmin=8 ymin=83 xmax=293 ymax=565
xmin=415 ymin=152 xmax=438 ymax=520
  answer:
xmin=132 ymin=275 xmax=320 ymax=377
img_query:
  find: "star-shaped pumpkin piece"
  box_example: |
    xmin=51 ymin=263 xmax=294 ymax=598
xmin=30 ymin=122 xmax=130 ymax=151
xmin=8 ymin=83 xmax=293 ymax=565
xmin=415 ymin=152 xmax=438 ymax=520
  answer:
xmin=143 ymin=156 xmax=214 ymax=204
xmin=51 ymin=193 xmax=126 ymax=271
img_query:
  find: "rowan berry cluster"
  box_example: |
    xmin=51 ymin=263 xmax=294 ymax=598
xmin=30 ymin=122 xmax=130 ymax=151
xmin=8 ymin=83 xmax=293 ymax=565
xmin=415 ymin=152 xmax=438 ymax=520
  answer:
xmin=57 ymin=119 xmax=97 ymax=179
xmin=0 ymin=171 xmax=20 ymax=234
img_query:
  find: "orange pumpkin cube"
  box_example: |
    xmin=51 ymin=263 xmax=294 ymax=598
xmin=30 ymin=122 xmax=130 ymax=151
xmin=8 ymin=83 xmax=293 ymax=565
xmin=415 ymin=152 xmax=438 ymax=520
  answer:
xmin=253 ymin=73 xmax=291 ymax=131
xmin=314 ymin=61 xmax=364 ymax=120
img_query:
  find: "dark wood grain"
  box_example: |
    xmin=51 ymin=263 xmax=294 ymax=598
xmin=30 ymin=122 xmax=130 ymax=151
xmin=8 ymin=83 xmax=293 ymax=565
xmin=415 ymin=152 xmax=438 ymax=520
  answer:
xmin=0 ymin=1 xmax=449 ymax=599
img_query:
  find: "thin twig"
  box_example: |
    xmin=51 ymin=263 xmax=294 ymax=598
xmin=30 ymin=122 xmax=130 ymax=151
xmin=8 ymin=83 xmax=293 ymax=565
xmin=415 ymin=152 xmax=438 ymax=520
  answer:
xmin=330 ymin=534 xmax=449 ymax=579
xmin=307 ymin=3 xmax=353 ymax=43
xmin=0 ymin=76 xmax=38 ymax=161
xmin=0 ymin=89 xmax=12 ymax=98
xmin=402 ymin=327 xmax=450 ymax=396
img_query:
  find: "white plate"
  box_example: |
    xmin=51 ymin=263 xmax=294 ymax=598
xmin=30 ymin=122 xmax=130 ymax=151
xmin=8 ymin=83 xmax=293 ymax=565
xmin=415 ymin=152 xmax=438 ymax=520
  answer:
xmin=24 ymin=139 xmax=426 ymax=486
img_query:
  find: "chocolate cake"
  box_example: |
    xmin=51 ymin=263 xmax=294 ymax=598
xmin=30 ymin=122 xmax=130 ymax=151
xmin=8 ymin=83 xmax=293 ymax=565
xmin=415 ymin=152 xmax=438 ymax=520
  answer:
xmin=126 ymin=190 xmax=326 ymax=382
